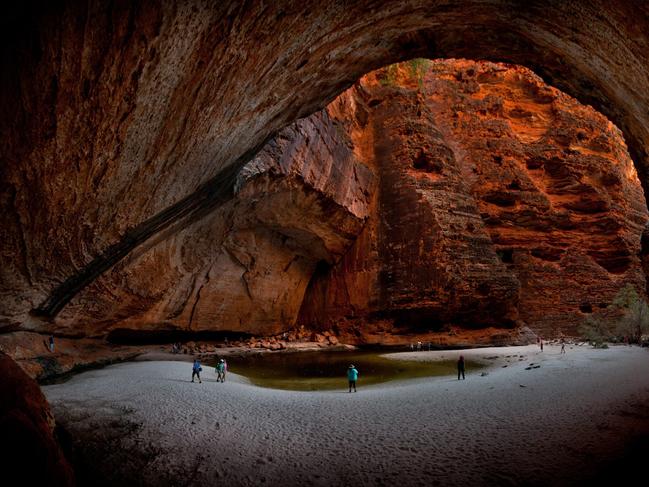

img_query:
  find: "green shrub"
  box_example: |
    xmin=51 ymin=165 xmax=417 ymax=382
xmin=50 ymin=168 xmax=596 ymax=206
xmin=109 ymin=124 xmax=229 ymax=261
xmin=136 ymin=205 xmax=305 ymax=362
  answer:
xmin=380 ymin=63 xmax=400 ymax=86
xmin=611 ymin=284 xmax=649 ymax=343
xmin=578 ymin=315 xmax=612 ymax=348
xmin=379 ymin=59 xmax=430 ymax=89
xmin=407 ymin=58 xmax=430 ymax=89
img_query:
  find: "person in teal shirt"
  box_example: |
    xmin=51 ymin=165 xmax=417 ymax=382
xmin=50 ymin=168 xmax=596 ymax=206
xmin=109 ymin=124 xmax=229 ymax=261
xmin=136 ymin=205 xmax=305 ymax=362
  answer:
xmin=216 ymin=359 xmax=226 ymax=383
xmin=347 ymin=364 xmax=359 ymax=392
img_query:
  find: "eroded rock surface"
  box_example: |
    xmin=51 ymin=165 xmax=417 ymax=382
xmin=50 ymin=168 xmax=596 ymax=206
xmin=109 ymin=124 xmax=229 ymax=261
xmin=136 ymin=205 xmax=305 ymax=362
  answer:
xmin=298 ymin=61 xmax=648 ymax=338
xmin=2 ymin=0 xmax=649 ymax=336
xmin=425 ymin=60 xmax=648 ymax=334
xmin=47 ymin=93 xmax=374 ymax=338
xmin=2 ymin=58 xmax=647 ymax=349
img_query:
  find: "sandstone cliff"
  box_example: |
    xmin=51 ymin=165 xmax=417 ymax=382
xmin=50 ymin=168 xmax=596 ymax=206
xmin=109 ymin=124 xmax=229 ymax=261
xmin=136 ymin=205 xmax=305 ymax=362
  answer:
xmin=427 ymin=60 xmax=648 ymax=334
xmin=3 ymin=1 xmax=649 ymax=336
xmin=1 ymin=59 xmax=646 ymax=346
xmin=298 ymin=60 xmax=648 ymax=338
xmin=47 ymin=93 xmax=374 ymax=338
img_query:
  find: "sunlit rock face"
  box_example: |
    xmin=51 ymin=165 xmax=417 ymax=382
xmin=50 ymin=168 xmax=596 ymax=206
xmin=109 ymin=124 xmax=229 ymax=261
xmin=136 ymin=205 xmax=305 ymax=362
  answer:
xmin=298 ymin=60 xmax=648 ymax=337
xmin=427 ymin=60 xmax=648 ymax=334
xmin=299 ymin=67 xmax=520 ymax=334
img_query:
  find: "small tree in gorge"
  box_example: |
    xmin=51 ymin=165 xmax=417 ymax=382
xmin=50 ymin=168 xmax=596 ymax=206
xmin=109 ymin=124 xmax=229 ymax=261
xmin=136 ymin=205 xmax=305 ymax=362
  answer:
xmin=578 ymin=315 xmax=611 ymax=348
xmin=611 ymin=284 xmax=649 ymax=343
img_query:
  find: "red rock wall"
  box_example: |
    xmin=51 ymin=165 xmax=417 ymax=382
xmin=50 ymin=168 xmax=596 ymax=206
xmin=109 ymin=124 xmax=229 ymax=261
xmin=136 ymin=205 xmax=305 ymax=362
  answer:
xmin=298 ymin=60 xmax=648 ymax=337
xmin=426 ymin=60 xmax=648 ymax=334
xmin=298 ymin=74 xmax=520 ymax=335
xmin=3 ymin=1 xmax=649 ymax=343
xmin=47 ymin=93 xmax=374 ymax=337
xmin=7 ymin=59 xmax=645 ymax=341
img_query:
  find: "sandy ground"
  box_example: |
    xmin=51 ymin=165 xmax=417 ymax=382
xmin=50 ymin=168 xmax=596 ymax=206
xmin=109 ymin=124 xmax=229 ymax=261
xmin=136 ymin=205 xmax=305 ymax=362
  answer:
xmin=43 ymin=344 xmax=649 ymax=487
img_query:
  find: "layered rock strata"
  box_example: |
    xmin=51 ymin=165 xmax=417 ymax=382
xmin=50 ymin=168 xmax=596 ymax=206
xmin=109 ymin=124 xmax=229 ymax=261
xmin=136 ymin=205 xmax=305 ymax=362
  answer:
xmin=298 ymin=61 xmax=648 ymax=338
xmin=45 ymin=94 xmax=373 ymax=338
xmin=2 ymin=58 xmax=647 ymax=348
xmin=299 ymin=72 xmax=520 ymax=335
xmin=3 ymin=0 xmax=649 ymax=337
xmin=424 ymin=60 xmax=649 ymax=333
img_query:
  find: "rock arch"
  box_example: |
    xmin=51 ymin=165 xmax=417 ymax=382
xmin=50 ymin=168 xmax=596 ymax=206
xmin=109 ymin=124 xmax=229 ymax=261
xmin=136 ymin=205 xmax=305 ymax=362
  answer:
xmin=1 ymin=0 xmax=648 ymax=333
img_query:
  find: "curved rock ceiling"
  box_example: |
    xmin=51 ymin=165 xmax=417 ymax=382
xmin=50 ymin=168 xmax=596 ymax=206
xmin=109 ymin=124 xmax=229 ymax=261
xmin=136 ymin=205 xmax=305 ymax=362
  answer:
xmin=1 ymin=1 xmax=648 ymax=338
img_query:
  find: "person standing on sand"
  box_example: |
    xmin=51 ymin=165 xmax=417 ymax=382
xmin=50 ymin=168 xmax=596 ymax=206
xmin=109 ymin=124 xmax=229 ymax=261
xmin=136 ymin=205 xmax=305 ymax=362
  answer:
xmin=457 ymin=355 xmax=465 ymax=380
xmin=191 ymin=358 xmax=202 ymax=383
xmin=560 ymin=339 xmax=566 ymax=354
xmin=347 ymin=364 xmax=359 ymax=392
xmin=216 ymin=359 xmax=226 ymax=382
xmin=540 ymin=339 xmax=544 ymax=351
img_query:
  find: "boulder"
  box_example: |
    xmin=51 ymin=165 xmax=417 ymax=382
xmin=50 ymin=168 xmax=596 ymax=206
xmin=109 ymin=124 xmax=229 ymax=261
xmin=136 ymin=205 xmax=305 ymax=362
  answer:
xmin=0 ymin=353 xmax=75 ymax=486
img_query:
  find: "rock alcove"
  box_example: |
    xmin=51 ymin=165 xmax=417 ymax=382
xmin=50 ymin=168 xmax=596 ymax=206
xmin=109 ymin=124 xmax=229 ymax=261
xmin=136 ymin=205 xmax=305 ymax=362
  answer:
xmin=4 ymin=6 xmax=649 ymax=486
xmin=2 ymin=1 xmax=649 ymax=355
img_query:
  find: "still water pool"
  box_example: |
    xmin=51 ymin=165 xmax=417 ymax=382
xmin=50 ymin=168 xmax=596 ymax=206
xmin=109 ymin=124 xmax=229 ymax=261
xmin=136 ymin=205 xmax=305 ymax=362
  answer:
xmin=211 ymin=351 xmax=482 ymax=391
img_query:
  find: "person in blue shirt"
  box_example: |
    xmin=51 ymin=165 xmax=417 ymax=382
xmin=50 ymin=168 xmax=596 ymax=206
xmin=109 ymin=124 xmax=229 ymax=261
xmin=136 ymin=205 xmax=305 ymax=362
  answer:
xmin=191 ymin=358 xmax=202 ymax=383
xmin=347 ymin=364 xmax=359 ymax=392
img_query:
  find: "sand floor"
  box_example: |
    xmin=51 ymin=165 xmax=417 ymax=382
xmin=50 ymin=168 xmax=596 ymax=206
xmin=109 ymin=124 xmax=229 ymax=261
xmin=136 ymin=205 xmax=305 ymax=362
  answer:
xmin=43 ymin=344 xmax=649 ymax=486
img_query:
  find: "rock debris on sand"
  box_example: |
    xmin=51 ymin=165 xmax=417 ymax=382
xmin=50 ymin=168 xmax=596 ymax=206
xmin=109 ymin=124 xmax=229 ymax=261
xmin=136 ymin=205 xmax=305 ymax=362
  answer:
xmin=44 ymin=345 xmax=649 ymax=486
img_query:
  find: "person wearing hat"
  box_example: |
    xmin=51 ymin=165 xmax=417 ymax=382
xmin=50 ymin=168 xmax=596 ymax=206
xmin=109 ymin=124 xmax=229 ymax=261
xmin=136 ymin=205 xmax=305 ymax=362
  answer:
xmin=347 ymin=364 xmax=359 ymax=393
xmin=216 ymin=359 xmax=227 ymax=383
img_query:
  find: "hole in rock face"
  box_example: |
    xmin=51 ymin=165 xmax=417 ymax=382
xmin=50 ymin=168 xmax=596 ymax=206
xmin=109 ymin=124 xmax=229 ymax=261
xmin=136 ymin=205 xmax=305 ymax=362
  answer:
xmin=525 ymin=156 xmax=543 ymax=170
xmin=531 ymin=247 xmax=564 ymax=262
xmin=412 ymin=149 xmax=441 ymax=172
xmin=588 ymin=244 xmax=633 ymax=274
xmin=484 ymin=191 xmax=517 ymax=207
xmin=497 ymin=249 xmax=514 ymax=264
xmin=579 ymin=303 xmax=593 ymax=313
xmin=312 ymin=259 xmax=331 ymax=278
xmin=507 ymin=179 xmax=521 ymax=190
xmin=476 ymin=283 xmax=491 ymax=296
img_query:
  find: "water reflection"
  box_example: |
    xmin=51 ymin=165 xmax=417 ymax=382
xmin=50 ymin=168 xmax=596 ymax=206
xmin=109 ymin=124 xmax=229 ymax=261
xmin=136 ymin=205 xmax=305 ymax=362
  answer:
xmin=211 ymin=351 xmax=481 ymax=391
